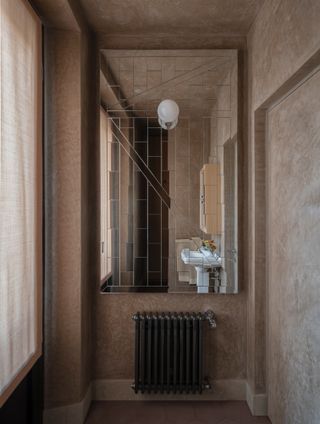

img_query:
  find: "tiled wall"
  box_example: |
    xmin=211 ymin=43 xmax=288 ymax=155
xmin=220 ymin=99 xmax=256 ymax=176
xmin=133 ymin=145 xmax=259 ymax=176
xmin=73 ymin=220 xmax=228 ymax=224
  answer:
xmin=132 ymin=119 xmax=169 ymax=288
xmin=104 ymin=117 xmax=169 ymax=290
xmin=168 ymin=117 xmax=211 ymax=292
xmin=167 ymin=57 xmax=238 ymax=293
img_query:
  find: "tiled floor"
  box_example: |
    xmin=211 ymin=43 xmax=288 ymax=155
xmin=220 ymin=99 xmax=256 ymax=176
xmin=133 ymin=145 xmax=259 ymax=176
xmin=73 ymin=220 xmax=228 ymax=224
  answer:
xmin=85 ymin=401 xmax=271 ymax=424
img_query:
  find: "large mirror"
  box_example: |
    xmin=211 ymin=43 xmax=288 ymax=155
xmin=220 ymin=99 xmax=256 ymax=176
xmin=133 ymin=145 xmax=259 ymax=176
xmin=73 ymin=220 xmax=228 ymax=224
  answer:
xmin=99 ymin=50 xmax=238 ymax=294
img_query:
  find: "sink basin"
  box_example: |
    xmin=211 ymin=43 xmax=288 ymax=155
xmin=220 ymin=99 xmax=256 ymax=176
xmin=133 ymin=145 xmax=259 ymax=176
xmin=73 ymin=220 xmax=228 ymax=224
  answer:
xmin=180 ymin=247 xmax=221 ymax=293
xmin=181 ymin=247 xmax=221 ymax=268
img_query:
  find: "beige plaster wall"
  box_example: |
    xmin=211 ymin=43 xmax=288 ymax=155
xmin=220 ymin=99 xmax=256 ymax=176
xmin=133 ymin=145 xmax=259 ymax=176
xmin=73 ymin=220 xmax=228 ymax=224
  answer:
xmin=43 ymin=2 xmax=98 ymax=409
xmin=97 ymin=34 xmax=246 ymax=51
xmin=249 ymin=0 xmax=320 ymax=110
xmin=44 ymin=28 xmax=83 ymax=408
xmin=267 ymin=70 xmax=320 ymax=424
xmin=80 ymin=28 xmax=98 ymax=400
xmin=247 ymin=0 xmax=320 ymax=420
xmin=94 ymin=293 xmax=247 ymax=382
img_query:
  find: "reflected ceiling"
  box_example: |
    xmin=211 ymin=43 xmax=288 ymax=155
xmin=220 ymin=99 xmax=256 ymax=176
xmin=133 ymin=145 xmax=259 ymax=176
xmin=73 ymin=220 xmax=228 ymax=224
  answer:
xmin=101 ymin=50 xmax=237 ymax=117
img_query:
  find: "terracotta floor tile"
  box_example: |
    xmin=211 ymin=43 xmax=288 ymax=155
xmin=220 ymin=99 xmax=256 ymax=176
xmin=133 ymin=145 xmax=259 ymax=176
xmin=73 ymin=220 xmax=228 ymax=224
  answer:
xmin=85 ymin=401 xmax=271 ymax=424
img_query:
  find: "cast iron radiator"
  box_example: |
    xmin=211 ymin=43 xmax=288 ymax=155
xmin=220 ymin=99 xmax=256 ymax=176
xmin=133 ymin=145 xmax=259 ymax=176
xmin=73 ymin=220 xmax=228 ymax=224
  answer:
xmin=132 ymin=311 xmax=216 ymax=394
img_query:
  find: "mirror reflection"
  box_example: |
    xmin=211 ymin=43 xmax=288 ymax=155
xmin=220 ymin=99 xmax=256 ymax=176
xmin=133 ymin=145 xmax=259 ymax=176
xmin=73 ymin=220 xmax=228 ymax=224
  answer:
xmin=100 ymin=50 xmax=238 ymax=294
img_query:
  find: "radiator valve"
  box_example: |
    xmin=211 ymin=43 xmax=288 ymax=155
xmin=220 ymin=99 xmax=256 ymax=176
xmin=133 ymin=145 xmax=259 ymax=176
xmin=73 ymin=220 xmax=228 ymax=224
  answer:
xmin=204 ymin=310 xmax=217 ymax=328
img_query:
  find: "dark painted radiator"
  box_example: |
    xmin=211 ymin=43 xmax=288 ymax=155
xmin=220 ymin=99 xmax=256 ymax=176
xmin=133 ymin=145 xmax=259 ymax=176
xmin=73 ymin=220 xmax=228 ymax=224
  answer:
xmin=132 ymin=311 xmax=216 ymax=394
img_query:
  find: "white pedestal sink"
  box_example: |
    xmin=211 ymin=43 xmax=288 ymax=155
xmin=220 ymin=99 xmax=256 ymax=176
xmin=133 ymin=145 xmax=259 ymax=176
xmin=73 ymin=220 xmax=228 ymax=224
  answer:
xmin=180 ymin=247 xmax=222 ymax=293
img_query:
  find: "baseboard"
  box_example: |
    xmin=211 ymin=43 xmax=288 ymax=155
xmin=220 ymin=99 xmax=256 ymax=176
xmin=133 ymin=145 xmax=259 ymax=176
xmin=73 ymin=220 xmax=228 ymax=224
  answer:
xmin=246 ymin=382 xmax=268 ymax=416
xmin=92 ymin=379 xmax=246 ymax=401
xmin=42 ymin=379 xmax=267 ymax=420
xmin=43 ymin=383 xmax=92 ymax=424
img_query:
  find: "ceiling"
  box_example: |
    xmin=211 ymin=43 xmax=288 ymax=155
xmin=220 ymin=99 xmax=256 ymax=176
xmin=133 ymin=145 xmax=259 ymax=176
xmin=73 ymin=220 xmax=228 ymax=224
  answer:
xmin=79 ymin=0 xmax=264 ymax=36
xmin=101 ymin=50 xmax=237 ymax=117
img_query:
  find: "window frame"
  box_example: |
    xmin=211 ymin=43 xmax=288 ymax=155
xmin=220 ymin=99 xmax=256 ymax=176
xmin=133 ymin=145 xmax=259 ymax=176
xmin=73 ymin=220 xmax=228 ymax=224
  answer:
xmin=0 ymin=0 xmax=43 ymax=407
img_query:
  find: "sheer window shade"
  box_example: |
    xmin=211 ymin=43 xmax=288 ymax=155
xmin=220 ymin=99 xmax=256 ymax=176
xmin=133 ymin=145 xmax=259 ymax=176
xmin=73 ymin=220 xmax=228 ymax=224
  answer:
xmin=0 ymin=0 xmax=42 ymax=406
xmin=100 ymin=109 xmax=112 ymax=281
xmin=100 ymin=108 xmax=108 ymax=279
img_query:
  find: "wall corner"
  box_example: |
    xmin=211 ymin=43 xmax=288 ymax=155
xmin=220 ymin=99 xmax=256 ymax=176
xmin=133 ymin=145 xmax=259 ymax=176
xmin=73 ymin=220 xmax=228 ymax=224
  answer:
xmin=246 ymin=381 xmax=267 ymax=417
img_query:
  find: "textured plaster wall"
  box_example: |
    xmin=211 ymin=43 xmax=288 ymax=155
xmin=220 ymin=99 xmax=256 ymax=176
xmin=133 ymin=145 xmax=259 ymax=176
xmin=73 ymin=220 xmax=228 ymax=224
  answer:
xmin=80 ymin=0 xmax=263 ymax=36
xmin=80 ymin=28 xmax=98 ymax=399
xmin=267 ymin=70 xmax=320 ymax=424
xmin=43 ymin=3 xmax=98 ymax=409
xmin=44 ymin=28 xmax=83 ymax=408
xmin=249 ymin=0 xmax=320 ymax=110
xmin=247 ymin=0 xmax=320 ymax=420
xmin=97 ymin=33 xmax=246 ymax=51
xmin=94 ymin=293 xmax=247 ymax=382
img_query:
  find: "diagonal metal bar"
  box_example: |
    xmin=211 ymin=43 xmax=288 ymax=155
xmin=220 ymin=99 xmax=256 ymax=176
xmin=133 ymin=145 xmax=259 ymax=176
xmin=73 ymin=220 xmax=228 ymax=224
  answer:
xmin=108 ymin=57 xmax=231 ymax=110
xmin=111 ymin=120 xmax=171 ymax=209
xmin=100 ymin=54 xmax=135 ymax=116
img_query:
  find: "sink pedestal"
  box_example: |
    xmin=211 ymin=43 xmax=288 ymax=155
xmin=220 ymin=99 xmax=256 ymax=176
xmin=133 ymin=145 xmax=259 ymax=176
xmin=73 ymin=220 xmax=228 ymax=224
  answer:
xmin=195 ymin=266 xmax=210 ymax=294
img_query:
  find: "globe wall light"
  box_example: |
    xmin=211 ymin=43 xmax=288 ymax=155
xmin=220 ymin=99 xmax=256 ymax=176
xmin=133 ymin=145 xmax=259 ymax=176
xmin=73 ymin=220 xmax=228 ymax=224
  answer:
xmin=157 ymin=99 xmax=179 ymax=130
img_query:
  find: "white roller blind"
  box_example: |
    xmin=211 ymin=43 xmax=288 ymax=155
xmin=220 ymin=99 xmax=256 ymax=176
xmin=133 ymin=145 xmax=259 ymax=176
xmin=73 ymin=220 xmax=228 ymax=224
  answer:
xmin=0 ymin=0 xmax=42 ymax=406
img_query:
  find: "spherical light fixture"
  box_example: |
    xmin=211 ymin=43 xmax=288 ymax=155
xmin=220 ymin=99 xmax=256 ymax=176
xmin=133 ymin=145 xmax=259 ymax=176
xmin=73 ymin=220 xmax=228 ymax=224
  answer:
xmin=157 ymin=99 xmax=179 ymax=130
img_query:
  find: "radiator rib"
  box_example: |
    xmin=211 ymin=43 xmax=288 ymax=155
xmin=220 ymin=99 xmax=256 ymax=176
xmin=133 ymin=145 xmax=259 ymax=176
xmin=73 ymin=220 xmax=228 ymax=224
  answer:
xmin=192 ymin=314 xmax=197 ymax=393
xmin=147 ymin=314 xmax=152 ymax=393
xmin=132 ymin=311 xmax=215 ymax=394
xmin=153 ymin=314 xmax=158 ymax=393
xmin=179 ymin=315 xmax=184 ymax=393
xmin=134 ymin=315 xmax=140 ymax=393
xmin=141 ymin=314 xmax=146 ymax=393
xmin=160 ymin=314 xmax=165 ymax=393
xmin=173 ymin=314 xmax=178 ymax=393
xmin=166 ymin=315 xmax=171 ymax=394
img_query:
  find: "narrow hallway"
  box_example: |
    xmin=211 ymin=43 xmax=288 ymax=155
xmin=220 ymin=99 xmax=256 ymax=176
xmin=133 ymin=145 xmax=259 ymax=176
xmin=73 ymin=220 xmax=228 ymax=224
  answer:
xmin=1 ymin=1 xmax=320 ymax=424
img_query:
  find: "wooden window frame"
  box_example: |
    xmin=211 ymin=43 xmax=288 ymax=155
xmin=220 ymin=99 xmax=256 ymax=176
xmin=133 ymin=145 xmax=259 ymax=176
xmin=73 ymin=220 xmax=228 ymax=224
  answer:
xmin=0 ymin=0 xmax=42 ymax=407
